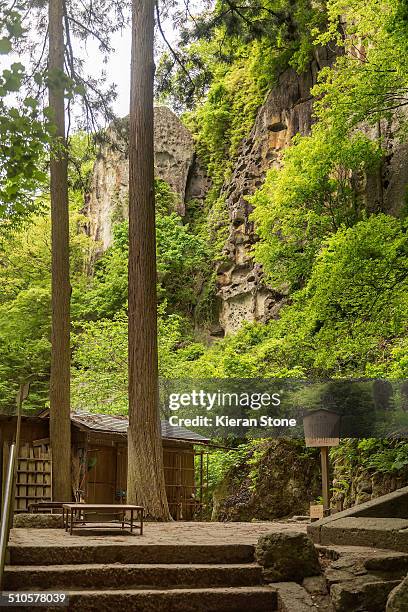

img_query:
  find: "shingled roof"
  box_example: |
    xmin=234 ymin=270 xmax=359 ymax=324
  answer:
xmin=70 ymin=410 xmax=209 ymax=444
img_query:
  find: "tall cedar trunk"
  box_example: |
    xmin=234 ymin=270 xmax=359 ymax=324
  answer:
xmin=127 ymin=0 xmax=171 ymax=520
xmin=48 ymin=0 xmax=72 ymax=502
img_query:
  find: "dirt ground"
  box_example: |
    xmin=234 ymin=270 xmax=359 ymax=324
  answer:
xmin=9 ymin=520 xmax=307 ymax=548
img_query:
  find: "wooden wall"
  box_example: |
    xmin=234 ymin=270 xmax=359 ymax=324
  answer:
xmin=82 ymin=437 xmax=199 ymax=519
xmin=163 ymin=445 xmax=196 ymax=520
xmin=1 ymin=418 xmax=50 ymax=512
xmin=0 ymin=418 xmax=48 ymax=443
xmin=0 ymin=417 xmax=204 ymax=519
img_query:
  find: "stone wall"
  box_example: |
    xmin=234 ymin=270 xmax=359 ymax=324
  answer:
xmin=212 ymin=440 xmax=321 ymax=521
xmin=332 ymin=460 xmax=408 ymax=511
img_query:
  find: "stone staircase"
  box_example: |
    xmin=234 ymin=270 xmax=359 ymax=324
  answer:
xmin=4 ymin=542 xmax=277 ymax=611
xmin=317 ymin=544 xmax=408 ymax=611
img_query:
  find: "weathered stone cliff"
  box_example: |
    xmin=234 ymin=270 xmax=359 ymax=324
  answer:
xmin=216 ymin=48 xmax=333 ymax=334
xmin=217 ymin=48 xmax=408 ymax=333
xmin=212 ymin=440 xmax=321 ymax=520
xmin=85 ymin=57 xmax=408 ymax=334
xmin=86 ymin=105 xmax=208 ymax=251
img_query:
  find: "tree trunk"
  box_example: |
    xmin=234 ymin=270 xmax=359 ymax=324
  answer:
xmin=48 ymin=0 xmax=72 ymax=502
xmin=127 ymin=0 xmax=171 ymax=520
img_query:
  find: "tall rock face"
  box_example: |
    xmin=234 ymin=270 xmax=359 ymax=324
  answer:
xmin=217 ymin=48 xmax=337 ymax=334
xmin=85 ymin=64 xmax=408 ymax=335
xmin=86 ymin=105 xmax=208 ymax=251
xmin=216 ymin=49 xmax=408 ymax=335
xmin=363 ymin=113 xmax=408 ymax=216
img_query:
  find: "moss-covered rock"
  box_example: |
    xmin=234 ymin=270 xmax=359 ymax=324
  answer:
xmin=255 ymin=531 xmax=321 ymax=582
xmin=13 ymin=513 xmax=63 ymax=529
xmin=212 ymin=439 xmax=320 ymax=521
xmin=387 ymin=575 xmax=408 ymax=611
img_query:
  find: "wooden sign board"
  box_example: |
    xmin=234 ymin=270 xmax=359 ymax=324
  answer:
xmin=306 ymin=436 xmax=339 ymax=448
xmin=303 ymin=409 xmax=341 ymax=448
xmin=310 ymin=504 xmax=324 ymax=520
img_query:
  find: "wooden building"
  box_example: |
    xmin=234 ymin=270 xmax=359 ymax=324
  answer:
xmin=0 ymin=411 xmax=209 ymax=520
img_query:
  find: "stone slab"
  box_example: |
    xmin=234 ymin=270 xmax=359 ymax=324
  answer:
xmin=13 ymin=513 xmax=63 ymax=529
xmin=4 ymin=563 xmax=263 ymax=590
xmin=29 ymin=586 xmax=278 ymax=612
xmin=308 ymin=486 xmax=408 ymax=546
xmin=319 ymin=518 xmax=408 ymax=552
xmin=274 ymin=582 xmax=317 ymax=611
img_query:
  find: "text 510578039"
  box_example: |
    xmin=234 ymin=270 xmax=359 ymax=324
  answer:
xmin=0 ymin=592 xmax=68 ymax=607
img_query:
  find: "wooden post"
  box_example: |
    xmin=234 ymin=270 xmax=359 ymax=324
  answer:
xmin=320 ymin=446 xmax=330 ymax=516
xmin=304 ymin=409 xmax=340 ymax=519
xmin=199 ymin=451 xmax=203 ymax=508
xmin=0 ymin=430 xmax=2 ymax=522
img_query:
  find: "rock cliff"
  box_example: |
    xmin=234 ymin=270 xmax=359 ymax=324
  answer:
xmin=86 ymin=105 xmax=208 ymax=251
xmin=85 ymin=58 xmax=408 ymax=334
xmin=216 ymin=48 xmax=335 ymax=334
xmin=217 ymin=48 xmax=408 ymax=334
xmin=212 ymin=439 xmax=321 ymax=520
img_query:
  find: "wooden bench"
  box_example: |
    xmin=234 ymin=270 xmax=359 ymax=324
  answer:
xmin=29 ymin=501 xmax=78 ymax=514
xmin=62 ymin=503 xmax=144 ymax=536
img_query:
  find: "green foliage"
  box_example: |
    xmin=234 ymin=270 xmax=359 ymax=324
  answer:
xmin=302 ymin=215 xmax=408 ymax=375
xmin=0 ymin=5 xmax=48 ymax=229
xmin=71 ymin=314 xmax=128 ymax=413
xmin=0 ymin=173 xmax=212 ymax=412
xmin=351 ymin=439 xmax=408 ymax=473
xmin=70 ymin=177 xmax=212 ymax=412
xmin=0 ymin=132 xmax=99 ymax=411
xmin=184 ymin=41 xmax=278 ymax=186
xmin=158 ymin=0 xmax=326 ymax=194
xmin=199 ymin=441 xmax=254 ymax=512
xmin=251 ymin=128 xmax=382 ymax=289
xmin=68 ymin=132 xmax=97 ymax=192
xmin=77 ymin=180 xmax=212 ymax=320
xmin=156 ymin=211 xmax=211 ymax=311
xmin=157 ymin=0 xmax=326 ymax=111
xmin=71 ymin=308 xmax=203 ymax=413
xmin=331 ymin=438 xmax=408 ymax=500
xmin=179 ymin=215 xmax=408 ymax=379
xmin=0 ymin=203 xmax=94 ymax=412
xmin=314 ymin=0 xmax=408 ymax=132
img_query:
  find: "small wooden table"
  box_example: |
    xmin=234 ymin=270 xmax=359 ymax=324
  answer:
xmin=62 ymin=503 xmax=144 ymax=536
xmin=29 ymin=501 xmax=77 ymax=514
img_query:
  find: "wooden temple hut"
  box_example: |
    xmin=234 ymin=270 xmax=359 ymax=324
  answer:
xmin=0 ymin=411 xmax=209 ymax=520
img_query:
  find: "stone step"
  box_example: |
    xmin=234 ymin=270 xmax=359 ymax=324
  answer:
xmin=8 ymin=543 xmax=255 ymax=566
xmin=13 ymin=586 xmax=277 ymax=611
xmin=313 ymin=517 xmax=408 ymax=553
xmin=4 ymin=563 xmax=263 ymax=590
xmin=330 ymin=578 xmax=401 ymax=611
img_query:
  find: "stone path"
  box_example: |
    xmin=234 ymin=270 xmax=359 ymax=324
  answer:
xmin=7 ymin=522 xmax=407 ymax=610
xmin=10 ymin=520 xmax=307 ymax=548
xmin=6 ymin=522 xmax=309 ymax=611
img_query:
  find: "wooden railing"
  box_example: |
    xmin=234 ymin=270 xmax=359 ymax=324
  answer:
xmin=0 ymin=382 xmax=28 ymax=589
xmin=0 ymin=443 xmax=17 ymax=589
